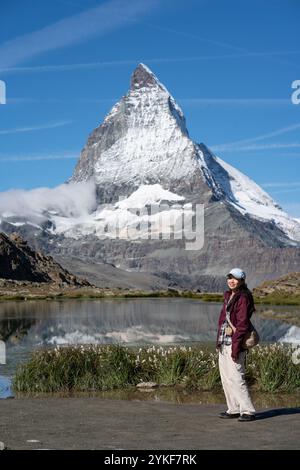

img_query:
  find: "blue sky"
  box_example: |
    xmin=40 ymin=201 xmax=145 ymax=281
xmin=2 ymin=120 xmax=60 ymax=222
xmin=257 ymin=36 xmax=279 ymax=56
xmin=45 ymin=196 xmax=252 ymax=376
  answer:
xmin=0 ymin=0 xmax=300 ymax=217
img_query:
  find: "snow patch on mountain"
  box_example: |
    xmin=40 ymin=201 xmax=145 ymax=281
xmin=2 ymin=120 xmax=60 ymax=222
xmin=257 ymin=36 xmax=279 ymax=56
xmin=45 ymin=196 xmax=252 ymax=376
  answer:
xmin=116 ymin=184 xmax=184 ymax=209
xmin=212 ymin=154 xmax=300 ymax=241
xmin=52 ymin=183 xmax=193 ymax=240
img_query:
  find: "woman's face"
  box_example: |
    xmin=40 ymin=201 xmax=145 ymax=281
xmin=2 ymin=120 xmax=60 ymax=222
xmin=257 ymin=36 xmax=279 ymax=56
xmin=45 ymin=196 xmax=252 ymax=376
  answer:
xmin=227 ymin=276 xmax=243 ymax=291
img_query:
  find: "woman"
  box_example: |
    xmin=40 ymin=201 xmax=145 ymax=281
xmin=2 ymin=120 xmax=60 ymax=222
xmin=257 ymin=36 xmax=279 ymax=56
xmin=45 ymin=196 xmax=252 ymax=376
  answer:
xmin=216 ymin=268 xmax=256 ymax=422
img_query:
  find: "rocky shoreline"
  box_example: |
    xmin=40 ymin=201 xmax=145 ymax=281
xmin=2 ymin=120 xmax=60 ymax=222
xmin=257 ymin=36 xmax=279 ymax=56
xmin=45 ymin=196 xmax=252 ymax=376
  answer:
xmin=0 ymin=279 xmax=223 ymax=302
xmin=1 ymin=279 xmax=300 ymax=305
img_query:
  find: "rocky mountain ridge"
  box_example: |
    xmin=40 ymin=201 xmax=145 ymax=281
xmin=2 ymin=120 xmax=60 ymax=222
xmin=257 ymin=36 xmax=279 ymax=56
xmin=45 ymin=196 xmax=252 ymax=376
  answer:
xmin=0 ymin=232 xmax=90 ymax=287
xmin=253 ymin=272 xmax=300 ymax=297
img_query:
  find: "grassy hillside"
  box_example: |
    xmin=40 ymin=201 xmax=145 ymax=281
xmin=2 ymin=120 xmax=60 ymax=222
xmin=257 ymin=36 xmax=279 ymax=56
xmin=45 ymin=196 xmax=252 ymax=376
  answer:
xmin=253 ymin=272 xmax=300 ymax=305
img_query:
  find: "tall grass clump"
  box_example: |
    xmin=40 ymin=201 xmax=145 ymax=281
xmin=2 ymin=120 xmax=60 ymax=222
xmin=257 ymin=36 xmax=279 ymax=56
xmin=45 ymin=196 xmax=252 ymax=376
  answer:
xmin=13 ymin=343 xmax=300 ymax=394
xmin=134 ymin=346 xmax=205 ymax=386
xmin=14 ymin=344 xmax=136 ymax=393
xmin=245 ymin=344 xmax=300 ymax=392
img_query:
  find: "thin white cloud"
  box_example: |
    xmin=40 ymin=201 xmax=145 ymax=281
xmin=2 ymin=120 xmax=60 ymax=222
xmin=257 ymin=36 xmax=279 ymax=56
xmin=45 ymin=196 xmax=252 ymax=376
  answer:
xmin=0 ymin=120 xmax=72 ymax=135
xmin=8 ymin=97 xmax=62 ymax=104
xmin=179 ymin=98 xmax=290 ymax=107
xmin=0 ymin=60 xmax=139 ymax=74
xmin=146 ymin=24 xmax=300 ymax=70
xmin=211 ymin=123 xmax=300 ymax=152
xmin=7 ymin=96 xmax=120 ymax=105
xmin=146 ymin=24 xmax=249 ymax=53
xmin=274 ymin=153 xmax=300 ymax=158
xmin=281 ymin=203 xmax=300 ymax=219
xmin=262 ymin=182 xmax=300 ymax=188
xmin=2 ymin=52 xmax=300 ymax=74
xmin=271 ymin=188 xmax=300 ymax=195
xmin=8 ymin=97 xmax=117 ymax=105
xmin=149 ymin=24 xmax=300 ymax=60
xmin=9 ymin=96 xmax=291 ymax=107
xmin=0 ymin=0 xmax=159 ymax=69
xmin=212 ymin=143 xmax=300 ymax=153
xmin=0 ymin=152 xmax=78 ymax=162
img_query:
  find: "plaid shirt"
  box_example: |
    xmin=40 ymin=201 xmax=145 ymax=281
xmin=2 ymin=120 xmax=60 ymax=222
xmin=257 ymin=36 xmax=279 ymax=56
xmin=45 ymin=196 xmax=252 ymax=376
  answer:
xmin=218 ymin=320 xmax=232 ymax=346
xmin=217 ymin=298 xmax=234 ymax=346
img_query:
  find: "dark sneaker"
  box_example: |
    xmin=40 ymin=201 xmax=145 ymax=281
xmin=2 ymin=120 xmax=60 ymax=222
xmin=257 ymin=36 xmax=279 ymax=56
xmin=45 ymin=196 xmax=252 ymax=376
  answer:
xmin=238 ymin=414 xmax=256 ymax=422
xmin=219 ymin=411 xmax=240 ymax=419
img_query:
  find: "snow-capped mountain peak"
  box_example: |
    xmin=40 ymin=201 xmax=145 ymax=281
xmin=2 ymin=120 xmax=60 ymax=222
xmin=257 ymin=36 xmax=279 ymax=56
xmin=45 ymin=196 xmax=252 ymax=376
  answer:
xmin=71 ymin=63 xmax=192 ymax=187
xmin=1 ymin=63 xmax=300 ymax=289
xmin=68 ymin=63 xmax=300 ymax=242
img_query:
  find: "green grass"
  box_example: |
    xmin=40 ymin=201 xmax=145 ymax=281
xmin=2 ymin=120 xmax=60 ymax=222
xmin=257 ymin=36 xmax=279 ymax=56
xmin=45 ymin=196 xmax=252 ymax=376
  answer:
xmin=246 ymin=344 xmax=300 ymax=392
xmin=13 ymin=343 xmax=300 ymax=395
xmin=13 ymin=345 xmax=136 ymax=393
xmin=254 ymin=292 xmax=300 ymax=306
xmin=1 ymin=286 xmax=300 ymax=304
xmin=0 ymin=290 xmax=225 ymax=303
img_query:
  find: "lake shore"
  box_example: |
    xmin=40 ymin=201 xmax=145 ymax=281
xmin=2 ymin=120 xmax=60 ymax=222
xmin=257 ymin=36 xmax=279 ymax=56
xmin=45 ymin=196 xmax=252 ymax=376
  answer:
xmin=0 ymin=281 xmax=222 ymax=302
xmin=0 ymin=282 xmax=300 ymax=305
xmin=1 ymin=396 xmax=300 ymax=450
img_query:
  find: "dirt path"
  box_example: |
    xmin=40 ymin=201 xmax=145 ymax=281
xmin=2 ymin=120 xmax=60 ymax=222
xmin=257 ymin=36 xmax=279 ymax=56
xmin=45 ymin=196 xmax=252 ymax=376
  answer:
xmin=0 ymin=397 xmax=300 ymax=450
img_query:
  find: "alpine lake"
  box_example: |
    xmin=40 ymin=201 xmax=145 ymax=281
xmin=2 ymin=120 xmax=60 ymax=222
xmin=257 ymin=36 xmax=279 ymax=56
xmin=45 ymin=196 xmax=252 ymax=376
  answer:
xmin=1 ymin=297 xmax=300 ymax=406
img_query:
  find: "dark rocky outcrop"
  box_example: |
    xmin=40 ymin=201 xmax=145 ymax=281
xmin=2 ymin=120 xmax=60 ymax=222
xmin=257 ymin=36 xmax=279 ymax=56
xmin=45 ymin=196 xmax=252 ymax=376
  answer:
xmin=0 ymin=232 xmax=90 ymax=286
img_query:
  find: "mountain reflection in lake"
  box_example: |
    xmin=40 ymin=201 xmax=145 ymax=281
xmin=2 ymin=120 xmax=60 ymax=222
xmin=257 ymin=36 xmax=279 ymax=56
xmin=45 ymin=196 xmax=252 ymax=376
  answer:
xmin=0 ymin=298 xmax=300 ymax=378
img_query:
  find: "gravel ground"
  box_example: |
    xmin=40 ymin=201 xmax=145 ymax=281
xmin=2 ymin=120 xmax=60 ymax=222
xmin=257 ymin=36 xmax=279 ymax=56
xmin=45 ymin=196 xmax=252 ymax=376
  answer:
xmin=0 ymin=397 xmax=300 ymax=450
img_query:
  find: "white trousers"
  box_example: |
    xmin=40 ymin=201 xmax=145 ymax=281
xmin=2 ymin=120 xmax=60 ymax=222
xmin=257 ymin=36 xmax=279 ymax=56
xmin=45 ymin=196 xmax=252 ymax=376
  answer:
xmin=218 ymin=344 xmax=255 ymax=415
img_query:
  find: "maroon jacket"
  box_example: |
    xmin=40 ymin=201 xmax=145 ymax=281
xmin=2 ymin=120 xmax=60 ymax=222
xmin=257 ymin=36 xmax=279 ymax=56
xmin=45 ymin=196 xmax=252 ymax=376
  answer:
xmin=216 ymin=287 xmax=255 ymax=360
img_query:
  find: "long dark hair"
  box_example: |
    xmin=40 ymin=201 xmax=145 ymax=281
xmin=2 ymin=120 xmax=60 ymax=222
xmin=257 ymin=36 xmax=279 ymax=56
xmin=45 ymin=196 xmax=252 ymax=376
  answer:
xmin=238 ymin=280 xmax=249 ymax=291
xmin=238 ymin=280 xmax=255 ymax=312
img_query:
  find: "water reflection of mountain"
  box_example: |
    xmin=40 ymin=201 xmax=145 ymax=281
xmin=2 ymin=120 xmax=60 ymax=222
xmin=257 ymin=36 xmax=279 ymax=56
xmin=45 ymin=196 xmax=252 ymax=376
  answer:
xmin=0 ymin=299 xmax=297 ymax=347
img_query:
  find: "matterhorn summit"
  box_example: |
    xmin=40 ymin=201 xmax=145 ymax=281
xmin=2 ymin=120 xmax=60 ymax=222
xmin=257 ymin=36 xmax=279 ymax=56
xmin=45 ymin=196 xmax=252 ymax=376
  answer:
xmin=1 ymin=64 xmax=300 ymax=289
xmin=70 ymin=63 xmax=300 ymax=243
xmin=71 ymin=63 xmax=210 ymax=202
